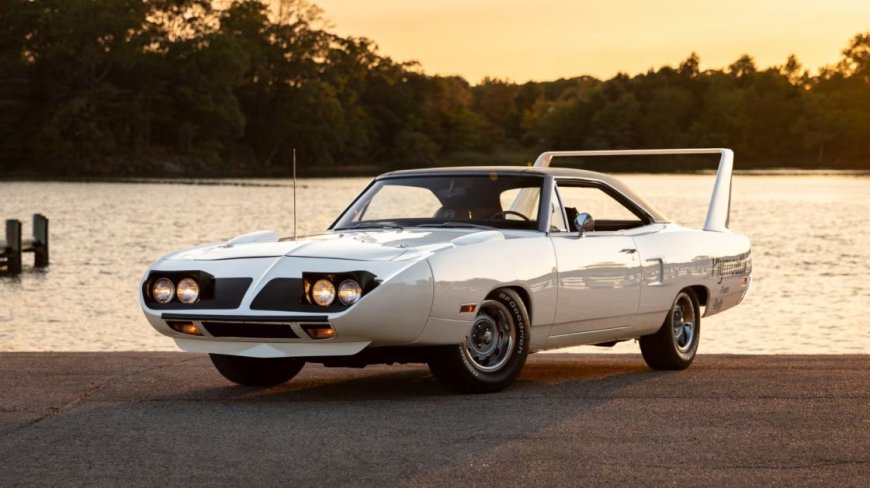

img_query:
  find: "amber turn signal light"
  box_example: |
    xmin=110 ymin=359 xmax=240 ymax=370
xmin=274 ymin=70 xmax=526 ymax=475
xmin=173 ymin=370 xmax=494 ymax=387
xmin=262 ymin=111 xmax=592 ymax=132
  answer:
xmin=167 ymin=321 xmax=203 ymax=336
xmin=302 ymin=324 xmax=335 ymax=340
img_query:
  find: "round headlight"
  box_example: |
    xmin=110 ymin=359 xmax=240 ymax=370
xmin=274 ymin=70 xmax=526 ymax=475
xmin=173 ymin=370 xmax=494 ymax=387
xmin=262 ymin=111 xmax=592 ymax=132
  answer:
xmin=338 ymin=279 xmax=362 ymax=306
xmin=311 ymin=279 xmax=336 ymax=306
xmin=152 ymin=278 xmax=175 ymax=304
xmin=176 ymin=278 xmax=200 ymax=304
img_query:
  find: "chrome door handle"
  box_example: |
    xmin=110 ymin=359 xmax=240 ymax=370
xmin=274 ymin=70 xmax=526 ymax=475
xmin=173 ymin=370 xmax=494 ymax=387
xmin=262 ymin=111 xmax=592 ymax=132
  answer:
xmin=620 ymin=248 xmax=637 ymax=254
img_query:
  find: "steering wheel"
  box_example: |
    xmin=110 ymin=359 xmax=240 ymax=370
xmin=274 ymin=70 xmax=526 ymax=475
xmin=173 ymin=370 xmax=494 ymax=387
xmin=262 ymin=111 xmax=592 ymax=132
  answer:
xmin=490 ymin=210 xmax=531 ymax=221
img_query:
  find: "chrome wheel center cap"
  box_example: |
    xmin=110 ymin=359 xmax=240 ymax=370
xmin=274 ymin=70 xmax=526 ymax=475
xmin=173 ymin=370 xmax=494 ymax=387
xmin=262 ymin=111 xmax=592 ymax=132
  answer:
xmin=482 ymin=330 xmax=493 ymax=344
xmin=463 ymin=303 xmax=516 ymax=373
xmin=469 ymin=316 xmax=499 ymax=356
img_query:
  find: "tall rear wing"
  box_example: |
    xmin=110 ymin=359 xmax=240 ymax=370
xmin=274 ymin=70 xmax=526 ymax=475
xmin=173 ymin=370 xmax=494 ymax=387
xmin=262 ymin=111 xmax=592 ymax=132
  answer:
xmin=533 ymin=148 xmax=734 ymax=232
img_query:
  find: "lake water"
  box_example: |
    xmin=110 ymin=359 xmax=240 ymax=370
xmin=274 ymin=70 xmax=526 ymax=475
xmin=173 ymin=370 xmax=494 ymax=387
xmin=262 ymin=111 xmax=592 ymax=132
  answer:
xmin=1 ymin=174 xmax=868 ymax=354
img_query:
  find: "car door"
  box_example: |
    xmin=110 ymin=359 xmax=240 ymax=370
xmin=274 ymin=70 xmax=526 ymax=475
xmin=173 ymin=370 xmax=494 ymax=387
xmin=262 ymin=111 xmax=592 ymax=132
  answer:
xmin=548 ymin=180 xmax=643 ymax=342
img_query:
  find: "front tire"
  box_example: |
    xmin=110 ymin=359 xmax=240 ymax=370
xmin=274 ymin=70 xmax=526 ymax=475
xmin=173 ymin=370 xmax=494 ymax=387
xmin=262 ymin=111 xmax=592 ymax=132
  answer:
xmin=209 ymin=354 xmax=305 ymax=386
xmin=428 ymin=288 xmax=530 ymax=393
xmin=640 ymin=289 xmax=701 ymax=370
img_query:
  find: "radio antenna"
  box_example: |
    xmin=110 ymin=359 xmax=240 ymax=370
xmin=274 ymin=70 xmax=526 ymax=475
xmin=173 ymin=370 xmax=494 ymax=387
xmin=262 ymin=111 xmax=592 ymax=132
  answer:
xmin=292 ymin=148 xmax=297 ymax=240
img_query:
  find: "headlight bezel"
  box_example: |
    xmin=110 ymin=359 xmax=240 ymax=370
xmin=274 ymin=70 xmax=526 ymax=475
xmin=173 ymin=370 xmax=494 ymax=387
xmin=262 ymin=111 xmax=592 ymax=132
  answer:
xmin=301 ymin=271 xmax=378 ymax=309
xmin=143 ymin=270 xmax=226 ymax=308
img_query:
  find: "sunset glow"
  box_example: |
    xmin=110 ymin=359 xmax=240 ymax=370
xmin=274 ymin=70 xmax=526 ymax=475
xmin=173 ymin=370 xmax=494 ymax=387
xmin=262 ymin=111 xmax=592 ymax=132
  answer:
xmin=317 ymin=0 xmax=870 ymax=82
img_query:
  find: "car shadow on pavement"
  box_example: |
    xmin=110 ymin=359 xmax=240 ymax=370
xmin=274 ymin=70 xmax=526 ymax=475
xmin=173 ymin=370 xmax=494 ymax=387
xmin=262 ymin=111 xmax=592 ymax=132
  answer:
xmin=155 ymin=354 xmax=657 ymax=402
xmin=0 ymin=354 xmax=710 ymax=487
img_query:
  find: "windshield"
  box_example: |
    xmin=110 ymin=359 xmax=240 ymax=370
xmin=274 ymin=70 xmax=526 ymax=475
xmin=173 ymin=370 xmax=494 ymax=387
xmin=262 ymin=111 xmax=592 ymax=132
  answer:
xmin=333 ymin=174 xmax=544 ymax=231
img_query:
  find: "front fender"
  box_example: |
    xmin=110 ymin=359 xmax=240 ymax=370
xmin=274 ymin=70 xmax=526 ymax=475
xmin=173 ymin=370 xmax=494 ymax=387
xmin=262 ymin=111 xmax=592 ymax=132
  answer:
xmin=425 ymin=236 xmax=557 ymax=326
xmin=329 ymin=259 xmax=434 ymax=344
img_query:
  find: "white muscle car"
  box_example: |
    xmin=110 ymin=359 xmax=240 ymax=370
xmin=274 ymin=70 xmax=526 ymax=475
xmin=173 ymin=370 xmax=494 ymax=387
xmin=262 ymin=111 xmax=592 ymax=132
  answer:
xmin=140 ymin=149 xmax=751 ymax=393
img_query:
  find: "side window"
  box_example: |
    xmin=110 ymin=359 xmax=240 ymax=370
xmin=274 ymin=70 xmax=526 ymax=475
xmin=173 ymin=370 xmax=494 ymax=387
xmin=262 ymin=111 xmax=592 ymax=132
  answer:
xmin=556 ymin=183 xmax=643 ymax=230
xmin=550 ymin=187 xmax=567 ymax=231
xmin=499 ymin=187 xmax=540 ymax=221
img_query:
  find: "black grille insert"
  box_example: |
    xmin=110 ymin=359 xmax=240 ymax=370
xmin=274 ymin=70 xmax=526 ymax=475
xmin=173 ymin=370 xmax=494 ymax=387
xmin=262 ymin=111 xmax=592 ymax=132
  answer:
xmin=202 ymin=321 xmax=299 ymax=339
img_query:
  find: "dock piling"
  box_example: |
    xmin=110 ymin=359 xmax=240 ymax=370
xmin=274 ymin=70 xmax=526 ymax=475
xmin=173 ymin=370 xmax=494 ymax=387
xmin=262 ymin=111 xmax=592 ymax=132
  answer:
xmin=1 ymin=214 xmax=49 ymax=274
xmin=33 ymin=214 xmax=49 ymax=267
xmin=5 ymin=219 xmax=22 ymax=274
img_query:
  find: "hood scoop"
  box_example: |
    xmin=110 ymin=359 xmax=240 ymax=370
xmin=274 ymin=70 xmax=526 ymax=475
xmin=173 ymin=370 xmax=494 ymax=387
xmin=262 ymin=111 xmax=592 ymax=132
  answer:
xmin=286 ymin=238 xmax=408 ymax=261
xmin=224 ymin=230 xmax=279 ymax=246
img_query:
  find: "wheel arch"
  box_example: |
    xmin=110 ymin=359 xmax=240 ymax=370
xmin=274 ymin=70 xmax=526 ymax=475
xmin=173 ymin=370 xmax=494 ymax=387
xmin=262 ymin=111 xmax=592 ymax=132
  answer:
xmin=487 ymin=285 xmax=532 ymax=322
xmin=639 ymin=287 xmax=701 ymax=371
xmin=686 ymin=284 xmax=709 ymax=308
xmin=428 ymin=283 xmax=532 ymax=393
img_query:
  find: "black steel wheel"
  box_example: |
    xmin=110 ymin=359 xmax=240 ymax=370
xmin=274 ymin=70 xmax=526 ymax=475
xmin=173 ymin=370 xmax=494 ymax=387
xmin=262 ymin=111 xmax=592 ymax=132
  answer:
xmin=209 ymin=354 xmax=305 ymax=386
xmin=640 ymin=289 xmax=701 ymax=370
xmin=428 ymin=288 xmax=530 ymax=393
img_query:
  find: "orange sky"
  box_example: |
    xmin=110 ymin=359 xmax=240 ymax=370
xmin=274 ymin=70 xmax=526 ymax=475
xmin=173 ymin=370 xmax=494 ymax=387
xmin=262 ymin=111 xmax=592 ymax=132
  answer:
xmin=315 ymin=0 xmax=870 ymax=83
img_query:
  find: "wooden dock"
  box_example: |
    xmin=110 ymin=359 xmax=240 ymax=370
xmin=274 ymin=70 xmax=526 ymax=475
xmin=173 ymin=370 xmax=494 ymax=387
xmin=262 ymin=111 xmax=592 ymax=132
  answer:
xmin=0 ymin=214 xmax=49 ymax=274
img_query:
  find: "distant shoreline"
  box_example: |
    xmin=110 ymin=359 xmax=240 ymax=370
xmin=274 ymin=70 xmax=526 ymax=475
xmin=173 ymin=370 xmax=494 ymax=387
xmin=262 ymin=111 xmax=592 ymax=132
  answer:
xmin=2 ymin=168 xmax=868 ymax=185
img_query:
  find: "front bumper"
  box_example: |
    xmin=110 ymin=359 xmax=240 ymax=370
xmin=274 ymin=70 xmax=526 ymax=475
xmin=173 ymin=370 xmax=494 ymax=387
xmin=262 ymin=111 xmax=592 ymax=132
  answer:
xmin=174 ymin=337 xmax=372 ymax=358
xmin=141 ymin=258 xmax=473 ymax=358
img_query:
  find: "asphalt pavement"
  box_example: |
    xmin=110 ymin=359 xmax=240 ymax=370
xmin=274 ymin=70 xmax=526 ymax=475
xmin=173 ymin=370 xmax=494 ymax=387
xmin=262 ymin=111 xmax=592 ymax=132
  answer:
xmin=0 ymin=352 xmax=867 ymax=487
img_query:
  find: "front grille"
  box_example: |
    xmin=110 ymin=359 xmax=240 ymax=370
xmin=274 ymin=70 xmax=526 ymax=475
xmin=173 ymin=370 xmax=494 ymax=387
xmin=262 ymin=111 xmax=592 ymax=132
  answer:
xmin=202 ymin=321 xmax=299 ymax=339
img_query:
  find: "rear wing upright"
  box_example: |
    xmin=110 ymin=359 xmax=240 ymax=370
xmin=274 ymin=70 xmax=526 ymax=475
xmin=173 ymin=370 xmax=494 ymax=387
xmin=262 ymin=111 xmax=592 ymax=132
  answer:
xmin=533 ymin=148 xmax=734 ymax=232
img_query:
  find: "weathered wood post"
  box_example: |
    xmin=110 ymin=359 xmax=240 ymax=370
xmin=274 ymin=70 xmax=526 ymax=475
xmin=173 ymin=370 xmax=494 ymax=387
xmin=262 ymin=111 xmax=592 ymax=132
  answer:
xmin=5 ymin=219 xmax=22 ymax=274
xmin=33 ymin=213 xmax=49 ymax=267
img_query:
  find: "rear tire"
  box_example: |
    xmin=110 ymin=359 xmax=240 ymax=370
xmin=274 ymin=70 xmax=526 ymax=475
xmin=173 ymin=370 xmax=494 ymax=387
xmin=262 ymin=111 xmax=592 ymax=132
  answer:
xmin=640 ymin=289 xmax=701 ymax=370
xmin=209 ymin=354 xmax=305 ymax=386
xmin=428 ymin=288 xmax=530 ymax=393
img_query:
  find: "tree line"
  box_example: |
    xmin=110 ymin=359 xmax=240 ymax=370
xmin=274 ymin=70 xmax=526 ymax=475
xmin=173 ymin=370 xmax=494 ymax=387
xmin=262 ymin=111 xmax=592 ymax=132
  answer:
xmin=1 ymin=0 xmax=868 ymax=176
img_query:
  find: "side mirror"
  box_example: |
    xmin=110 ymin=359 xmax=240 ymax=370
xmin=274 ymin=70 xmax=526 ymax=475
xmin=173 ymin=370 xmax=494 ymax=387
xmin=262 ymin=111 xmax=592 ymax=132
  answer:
xmin=575 ymin=213 xmax=594 ymax=237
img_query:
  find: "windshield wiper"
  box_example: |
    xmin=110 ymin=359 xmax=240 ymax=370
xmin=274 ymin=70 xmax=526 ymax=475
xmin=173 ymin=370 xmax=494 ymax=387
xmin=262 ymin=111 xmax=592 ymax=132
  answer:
xmin=418 ymin=222 xmax=496 ymax=230
xmin=335 ymin=222 xmax=403 ymax=231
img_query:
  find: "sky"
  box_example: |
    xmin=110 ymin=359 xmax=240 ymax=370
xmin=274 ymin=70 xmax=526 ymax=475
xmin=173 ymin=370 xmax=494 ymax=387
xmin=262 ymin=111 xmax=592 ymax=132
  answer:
xmin=315 ymin=0 xmax=870 ymax=83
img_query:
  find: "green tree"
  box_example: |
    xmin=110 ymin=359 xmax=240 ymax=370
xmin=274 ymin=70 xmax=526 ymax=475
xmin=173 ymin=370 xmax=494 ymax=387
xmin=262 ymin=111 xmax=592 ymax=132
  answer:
xmin=1 ymin=2 xmax=868 ymax=175
xmin=0 ymin=0 xmax=40 ymax=170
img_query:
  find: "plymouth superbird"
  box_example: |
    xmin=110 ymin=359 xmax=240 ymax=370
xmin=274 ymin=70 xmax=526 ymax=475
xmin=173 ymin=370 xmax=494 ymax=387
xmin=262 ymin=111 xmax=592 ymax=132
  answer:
xmin=140 ymin=148 xmax=751 ymax=393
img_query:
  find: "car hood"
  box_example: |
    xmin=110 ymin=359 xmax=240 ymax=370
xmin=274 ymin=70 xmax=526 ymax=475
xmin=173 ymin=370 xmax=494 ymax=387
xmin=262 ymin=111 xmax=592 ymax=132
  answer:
xmin=166 ymin=228 xmax=508 ymax=262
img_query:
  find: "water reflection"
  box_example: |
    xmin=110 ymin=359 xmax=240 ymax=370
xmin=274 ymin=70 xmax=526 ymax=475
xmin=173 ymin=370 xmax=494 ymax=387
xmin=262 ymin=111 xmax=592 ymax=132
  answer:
xmin=0 ymin=174 xmax=868 ymax=353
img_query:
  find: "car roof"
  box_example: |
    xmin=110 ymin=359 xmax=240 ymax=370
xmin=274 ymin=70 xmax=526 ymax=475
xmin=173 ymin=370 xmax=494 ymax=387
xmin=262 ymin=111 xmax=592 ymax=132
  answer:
xmin=379 ymin=166 xmax=670 ymax=223
xmin=384 ymin=165 xmax=602 ymax=178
